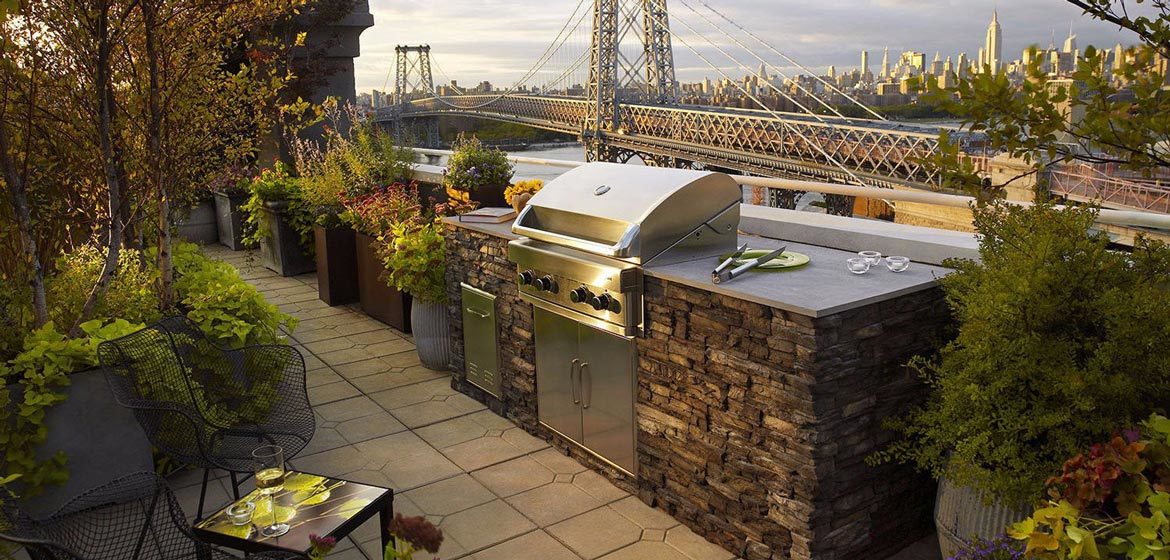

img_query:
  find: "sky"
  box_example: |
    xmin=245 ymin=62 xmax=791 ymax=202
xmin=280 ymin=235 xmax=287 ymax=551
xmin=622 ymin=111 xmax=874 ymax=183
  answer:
xmin=353 ymin=0 xmax=1147 ymax=94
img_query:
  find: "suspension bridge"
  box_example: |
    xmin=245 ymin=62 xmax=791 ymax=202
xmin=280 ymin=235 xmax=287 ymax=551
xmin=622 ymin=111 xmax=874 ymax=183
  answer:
xmin=373 ymin=0 xmax=1170 ymax=218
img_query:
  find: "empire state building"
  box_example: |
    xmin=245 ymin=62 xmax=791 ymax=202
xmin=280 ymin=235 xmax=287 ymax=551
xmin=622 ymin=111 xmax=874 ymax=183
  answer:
xmin=983 ymin=10 xmax=1003 ymax=73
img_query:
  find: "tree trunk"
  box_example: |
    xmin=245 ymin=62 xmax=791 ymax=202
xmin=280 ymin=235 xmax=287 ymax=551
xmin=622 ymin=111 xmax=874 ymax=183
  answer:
xmin=142 ymin=0 xmax=172 ymax=311
xmin=70 ymin=1 xmax=124 ymax=336
xmin=0 ymin=91 xmax=49 ymax=328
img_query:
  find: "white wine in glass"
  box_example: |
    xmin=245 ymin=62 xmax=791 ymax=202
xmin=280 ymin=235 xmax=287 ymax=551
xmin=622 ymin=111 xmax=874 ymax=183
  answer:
xmin=252 ymin=445 xmax=289 ymax=538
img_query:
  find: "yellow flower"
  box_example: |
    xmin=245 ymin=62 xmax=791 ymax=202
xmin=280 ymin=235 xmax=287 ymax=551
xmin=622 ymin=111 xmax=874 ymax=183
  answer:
xmin=504 ymin=179 xmax=543 ymax=205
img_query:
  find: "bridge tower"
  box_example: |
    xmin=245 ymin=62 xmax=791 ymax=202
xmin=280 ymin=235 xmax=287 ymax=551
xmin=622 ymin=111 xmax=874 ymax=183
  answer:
xmin=392 ymin=45 xmax=441 ymax=147
xmin=585 ymin=0 xmax=680 ymax=161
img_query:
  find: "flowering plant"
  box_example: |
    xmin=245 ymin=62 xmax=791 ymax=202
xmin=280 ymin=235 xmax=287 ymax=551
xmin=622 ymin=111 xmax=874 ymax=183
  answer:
xmin=384 ymin=513 xmax=443 ymax=560
xmin=308 ymin=534 xmax=338 ymax=560
xmin=1008 ymin=414 xmax=1170 ymax=559
xmin=340 ymin=182 xmax=422 ymax=237
xmin=206 ymin=164 xmax=255 ymax=196
xmin=240 ymin=162 xmax=315 ymax=252
xmin=443 ymin=134 xmax=513 ymax=201
xmin=504 ymin=179 xmax=543 ymax=206
xmin=947 ymin=536 xmax=1024 ymax=560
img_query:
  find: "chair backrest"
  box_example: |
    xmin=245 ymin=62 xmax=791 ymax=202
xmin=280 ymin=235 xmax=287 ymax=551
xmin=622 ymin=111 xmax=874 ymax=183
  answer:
xmin=98 ymin=320 xmax=198 ymax=410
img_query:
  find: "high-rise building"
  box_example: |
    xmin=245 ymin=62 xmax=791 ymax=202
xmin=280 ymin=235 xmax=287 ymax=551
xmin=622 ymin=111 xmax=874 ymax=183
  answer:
xmin=828 ymin=65 xmax=836 ymax=79
xmin=1114 ymin=43 xmax=1125 ymax=72
xmin=957 ymin=52 xmax=969 ymax=77
xmin=861 ymin=50 xmax=870 ymax=78
xmin=1062 ymin=27 xmax=1077 ymax=54
xmin=930 ymin=52 xmax=943 ymax=76
xmin=985 ymin=9 xmax=1002 ymax=73
xmin=881 ymin=46 xmax=890 ymax=79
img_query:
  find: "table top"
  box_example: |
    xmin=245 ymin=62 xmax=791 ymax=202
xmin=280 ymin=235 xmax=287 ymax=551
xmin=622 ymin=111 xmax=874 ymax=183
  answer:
xmin=194 ymin=471 xmax=392 ymax=553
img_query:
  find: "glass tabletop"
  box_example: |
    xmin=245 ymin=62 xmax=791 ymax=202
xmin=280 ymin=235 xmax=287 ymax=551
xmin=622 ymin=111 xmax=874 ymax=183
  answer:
xmin=194 ymin=471 xmax=391 ymax=551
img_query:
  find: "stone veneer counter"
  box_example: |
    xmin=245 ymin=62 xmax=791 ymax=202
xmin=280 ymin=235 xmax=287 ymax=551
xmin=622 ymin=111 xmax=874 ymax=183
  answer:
xmin=443 ymin=215 xmax=953 ymax=560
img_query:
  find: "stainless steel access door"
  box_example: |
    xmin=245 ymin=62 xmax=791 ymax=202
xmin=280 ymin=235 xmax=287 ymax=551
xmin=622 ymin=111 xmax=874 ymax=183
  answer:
xmin=461 ymin=284 xmax=500 ymax=397
xmin=535 ymin=308 xmax=583 ymax=443
xmin=578 ymin=323 xmax=637 ymax=475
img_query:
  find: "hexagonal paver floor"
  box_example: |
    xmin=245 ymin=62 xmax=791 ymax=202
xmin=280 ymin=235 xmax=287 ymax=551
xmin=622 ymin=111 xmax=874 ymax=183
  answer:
xmin=161 ymin=246 xmax=934 ymax=560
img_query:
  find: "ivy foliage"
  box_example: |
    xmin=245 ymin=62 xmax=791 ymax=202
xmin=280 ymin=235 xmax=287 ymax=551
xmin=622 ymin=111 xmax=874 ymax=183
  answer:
xmin=875 ymin=201 xmax=1170 ymax=503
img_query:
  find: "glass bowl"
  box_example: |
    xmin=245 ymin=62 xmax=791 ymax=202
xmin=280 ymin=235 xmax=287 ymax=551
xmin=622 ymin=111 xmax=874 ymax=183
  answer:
xmin=885 ymin=256 xmax=911 ymax=272
xmin=846 ymin=257 xmax=871 ymax=275
xmin=858 ymin=250 xmax=882 ymax=266
xmin=227 ymin=501 xmax=255 ymax=526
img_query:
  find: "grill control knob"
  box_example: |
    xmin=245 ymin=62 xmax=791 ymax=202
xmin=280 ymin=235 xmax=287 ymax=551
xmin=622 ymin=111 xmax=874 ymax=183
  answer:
xmin=588 ymin=293 xmax=616 ymax=312
xmin=535 ymin=275 xmax=558 ymax=293
xmin=517 ymin=270 xmax=535 ymax=285
xmin=570 ymin=286 xmax=593 ymax=304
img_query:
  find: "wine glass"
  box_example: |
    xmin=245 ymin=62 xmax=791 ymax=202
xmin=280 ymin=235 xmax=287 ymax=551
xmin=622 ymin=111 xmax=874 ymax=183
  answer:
xmin=253 ymin=445 xmax=289 ymax=538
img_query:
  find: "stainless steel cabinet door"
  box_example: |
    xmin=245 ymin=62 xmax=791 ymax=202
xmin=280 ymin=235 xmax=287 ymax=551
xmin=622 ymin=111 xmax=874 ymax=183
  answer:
xmin=534 ymin=308 xmax=583 ymax=443
xmin=578 ymin=323 xmax=637 ymax=475
xmin=462 ymin=284 xmax=501 ymax=397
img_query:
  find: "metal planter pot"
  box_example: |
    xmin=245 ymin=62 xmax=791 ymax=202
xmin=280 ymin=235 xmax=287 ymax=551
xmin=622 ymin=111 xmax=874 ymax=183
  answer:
xmin=934 ymin=475 xmax=1029 ymax=557
xmin=410 ymin=299 xmax=451 ymax=371
xmin=355 ymin=232 xmax=412 ymax=332
xmin=176 ymin=199 xmax=218 ymax=245
xmin=213 ymin=192 xmax=249 ymax=250
xmin=314 ymin=224 xmax=359 ymax=306
xmin=259 ymin=201 xmax=315 ymax=277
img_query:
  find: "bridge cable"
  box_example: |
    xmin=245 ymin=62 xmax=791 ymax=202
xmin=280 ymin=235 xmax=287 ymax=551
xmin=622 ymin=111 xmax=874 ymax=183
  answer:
xmin=430 ymin=55 xmax=468 ymax=95
xmin=698 ymin=1 xmax=887 ymax=121
xmin=676 ymin=0 xmax=848 ymax=121
xmin=649 ymin=8 xmax=880 ymax=193
xmin=423 ymin=0 xmax=591 ymax=110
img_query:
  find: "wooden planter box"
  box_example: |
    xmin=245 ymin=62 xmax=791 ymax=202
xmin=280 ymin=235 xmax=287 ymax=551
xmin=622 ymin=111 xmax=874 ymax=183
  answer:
xmin=355 ymin=232 xmax=411 ymax=332
xmin=176 ymin=199 xmax=218 ymax=245
xmin=213 ymin=192 xmax=249 ymax=250
xmin=314 ymin=224 xmax=359 ymax=306
xmin=259 ymin=202 xmax=315 ymax=277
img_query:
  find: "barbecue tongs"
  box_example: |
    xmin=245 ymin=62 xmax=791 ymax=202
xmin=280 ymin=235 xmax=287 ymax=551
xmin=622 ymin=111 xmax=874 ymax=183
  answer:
xmin=712 ymin=245 xmax=786 ymax=284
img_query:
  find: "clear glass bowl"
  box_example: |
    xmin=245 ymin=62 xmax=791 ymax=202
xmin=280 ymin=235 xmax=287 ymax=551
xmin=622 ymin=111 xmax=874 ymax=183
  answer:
xmin=858 ymin=250 xmax=882 ymax=266
xmin=885 ymin=256 xmax=911 ymax=272
xmin=847 ymin=257 xmax=871 ymax=275
xmin=227 ymin=501 xmax=255 ymax=526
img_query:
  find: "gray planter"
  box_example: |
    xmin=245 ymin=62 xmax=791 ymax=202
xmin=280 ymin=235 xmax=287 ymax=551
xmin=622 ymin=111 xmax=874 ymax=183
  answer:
xmin=411 ymin=299 xmax=451 ymax=371
xmin=934 ymin=475 xmax=1029 ymax=557
xmin=213 ymin=191 xmax=249 ymax=250
xmin=176 ymin=199 xmax=218 ymax=245
xmin=16 ymin=368 xmax=154 ymax=520
xmin=259 ymin=201 xmax=315 ymax=277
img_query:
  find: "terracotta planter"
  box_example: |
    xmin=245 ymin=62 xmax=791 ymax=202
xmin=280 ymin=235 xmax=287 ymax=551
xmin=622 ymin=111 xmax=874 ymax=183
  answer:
xmin=259 ymin=201 xmax=315 ymax=277
xmin=355 ymin=232 xmax=412 ymax=332
xmin=314 ymin=224 xmax=359 ymax=306
xmin=411 ymin=299 xmax=451 ymax=371
xmin=213 ymin=192 xmax=249 ymax=250
xmin=176 ymin=199 xmax=218 ymax=245
xmin=469 ymin=184 xmax=508 ymax=208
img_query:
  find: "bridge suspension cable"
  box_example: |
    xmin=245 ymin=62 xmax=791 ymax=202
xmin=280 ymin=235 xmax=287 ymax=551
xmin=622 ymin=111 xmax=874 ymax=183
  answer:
xmin=697 ymin=1 xmax=886 ymax=121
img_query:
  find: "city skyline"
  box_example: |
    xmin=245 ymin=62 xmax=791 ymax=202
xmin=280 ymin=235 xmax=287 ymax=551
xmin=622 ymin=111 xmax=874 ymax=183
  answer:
xmin=355 ymin=0 xmax=1149 ymax=93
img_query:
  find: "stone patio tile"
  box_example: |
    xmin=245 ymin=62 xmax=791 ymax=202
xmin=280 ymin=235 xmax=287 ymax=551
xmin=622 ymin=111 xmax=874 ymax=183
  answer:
xmin=379 ymin=450 xmax=464 ymax=490
xmin=439 ymin=500 xmax=536 ymax=553
xmin=353 ymin=431 xmax=438 ymax=463
xmin=350 ymin=368 xmax=446 ymax=393
xmin=335 ymin=357 xmax=394 ymax=380
xmin=439 ymin=433 xmax=536 ymax=472
xmin=314 ymin=396 xmax=385 ymax=423
xmin=389 ymin=397 xmax=486 ymax=429
xmin=664 ymin=526 xmax=735 ymax=560
xmin=301 ymin=352 xmax=326 ymax=370
xmin=469 ymin=530 xmax=579 ymax=560
xmin=470 ymin=456 xmax=556 ymax=498
xmin=500 ymin=426 xmax=551 ymax=454
xmin=370 ymin=378 xmax=455 ymax=410
xmin=599 ymin=541 xmax=690 ymax=560
xmin=608 ymin=496 xmax=680 ymax=530
xmin=336 ymin=411 xmax=407 ymax=444
xmin=303 ymin=337 xmax=357 ymax=355
xmin=289 ymin=445 xmax=367 ymax=478
xmin=306 ymin=367 xmax=344 ymax=388
xmin=317 ymin=346 xmax=390 ymax=367
xmin=309 ymin=380 xmax=362 ymax=405
xmin=571 ymin=470 xmax=627 ymax=504
xmin=413 ymin=416 xmax=489 ymax=449
xmin=380 ymin=350 xmax=423 ymax=368
xmin=506 ymin=481 xmax=604 ymax=526
xmin=362 ymin=338 xmax=416 ymax=357
xmin=303 ymin=425 xmax=350 ymax=456
xmin=346 ymin=329 xmax=404 ymax=345
xmin=403 ymin=474 xmax=496 ymax=516
xmin=530 ymin=447 xmax=589 ymax=475
xmin=549 ymin=507 xmax=642 ymax=559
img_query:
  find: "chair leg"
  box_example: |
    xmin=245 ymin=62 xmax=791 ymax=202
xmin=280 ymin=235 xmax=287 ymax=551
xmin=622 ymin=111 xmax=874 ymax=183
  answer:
xmin=195 ymin=468 xmax=210 ymax=522
xmin=229 ymin=471 xmax=240 ymax=501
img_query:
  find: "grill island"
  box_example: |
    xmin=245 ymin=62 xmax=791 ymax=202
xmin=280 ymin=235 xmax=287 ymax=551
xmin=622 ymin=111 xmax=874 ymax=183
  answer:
xmin=443 ymin=164 xmax=960 ymax=560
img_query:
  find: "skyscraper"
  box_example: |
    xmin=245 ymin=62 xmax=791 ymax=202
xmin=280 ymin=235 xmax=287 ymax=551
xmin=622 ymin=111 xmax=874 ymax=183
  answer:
xmin=881 ymin=46 xmax=890 ymax=79
xmin=985 ymin=9 xmax=1002 ymax=73
xmin=861 ymin=50 xmax=870 ymax=78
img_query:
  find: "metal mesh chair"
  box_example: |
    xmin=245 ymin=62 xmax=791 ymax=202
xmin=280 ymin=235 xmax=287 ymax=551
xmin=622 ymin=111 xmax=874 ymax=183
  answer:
xmin=0 ymin=472 xmax=307 ymax=559
xmin=98 ymin=317 xmax=315 ymax=520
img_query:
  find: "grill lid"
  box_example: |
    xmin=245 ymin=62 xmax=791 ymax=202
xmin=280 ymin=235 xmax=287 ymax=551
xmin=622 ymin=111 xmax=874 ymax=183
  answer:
xmin=512 ymin=163 xmax=741 ymax=264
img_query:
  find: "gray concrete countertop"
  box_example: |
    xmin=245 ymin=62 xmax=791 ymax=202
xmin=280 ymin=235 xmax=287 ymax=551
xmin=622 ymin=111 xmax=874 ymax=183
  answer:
xmin=445 ymin=216 xmax=952 ymax=317
xmin=644 ymin=234 xmax=951 ymax=317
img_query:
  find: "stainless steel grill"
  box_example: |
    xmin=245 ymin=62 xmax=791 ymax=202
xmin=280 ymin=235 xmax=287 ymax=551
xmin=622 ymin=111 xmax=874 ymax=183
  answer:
xmin=507 ymin=163 xmax=742 ymax=476
xmin=508 ymin=162 xmax=742 ymax=336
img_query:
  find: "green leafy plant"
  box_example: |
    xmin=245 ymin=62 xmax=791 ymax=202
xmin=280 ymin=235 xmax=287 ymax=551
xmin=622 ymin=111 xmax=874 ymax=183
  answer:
xmin=340 ymin=182 xmax=422 ymax=237
xmin=874 ymin=200 xmax=1170 ymax=504
xmin=442 ymin=133 xmax=513 ymax=202
xmin=241 ymin=162 xmax=315 ymax=254
xmin=46 ymin=245 xmax=163 ymax=328
xmin=0 ymin=318 xmax=145 ymax=498
xmin=380 ymin=220 xmax=447 ymax=304
xmin=1008 ymin=414 xmax=1170 ymax=560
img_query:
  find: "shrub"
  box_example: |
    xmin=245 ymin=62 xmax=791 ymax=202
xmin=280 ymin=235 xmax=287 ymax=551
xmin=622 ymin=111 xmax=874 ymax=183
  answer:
xmin=340 ymin=182 xmax=422 ymax=237
xmin=46 ymin=245 xmax=163 ymax=328
xmin=443 ymin=134 xmax=513 ymax=200
xmin=875 ymin=200 xmax=1170 ymax=503
xmin=241 ymin=162 xmax=315 ymax=253
xmin=380 ymin=220 xmax=447 ymax=304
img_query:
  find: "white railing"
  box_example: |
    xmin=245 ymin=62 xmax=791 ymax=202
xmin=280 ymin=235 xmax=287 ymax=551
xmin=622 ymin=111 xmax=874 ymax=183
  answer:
xmin=409 ymin=148 xmax=1170 ymax=231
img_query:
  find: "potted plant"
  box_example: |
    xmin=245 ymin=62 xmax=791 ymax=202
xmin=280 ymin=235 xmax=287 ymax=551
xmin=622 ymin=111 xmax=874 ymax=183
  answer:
xmin=175 ymin=188 xmax=219 ymax=245
xmin=242 ymin=162 xmax=316 ymax=277
xmin=874 ymin=200 xmax=1170 ymax=556
xmin=209 ymin=165 xmax=255 ymax=251
xmin=504 ymin=178 xmax=543 ymax=213
xmin=443 ymin=134 xmax=514 ymax=208
xmin=340 ymin=183 xmax=421 ymax=332
xmin=382 ymin=218 xmax=449 ymax=370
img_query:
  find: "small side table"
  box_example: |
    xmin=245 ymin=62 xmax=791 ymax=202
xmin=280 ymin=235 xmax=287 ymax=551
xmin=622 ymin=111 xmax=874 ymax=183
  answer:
xmin=194 ymin=471 xmax=394 ymax=556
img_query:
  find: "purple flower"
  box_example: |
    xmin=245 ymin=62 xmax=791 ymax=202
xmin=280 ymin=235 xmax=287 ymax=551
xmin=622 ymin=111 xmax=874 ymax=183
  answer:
xmin=1124 ymin=427 xmax=1141 ymax=443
